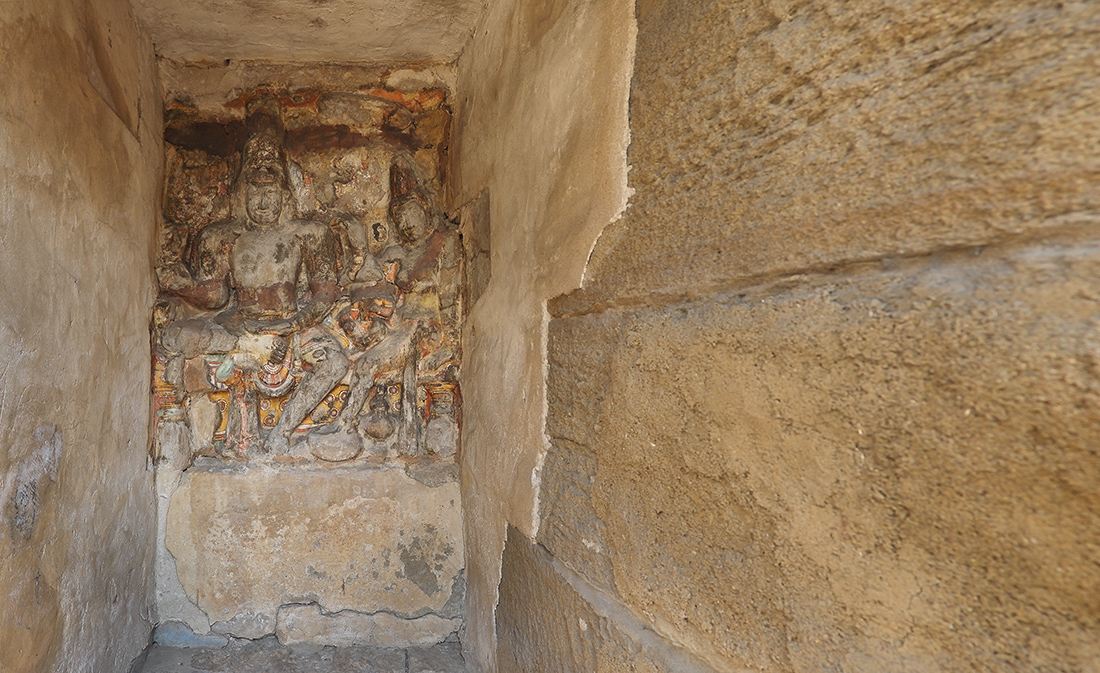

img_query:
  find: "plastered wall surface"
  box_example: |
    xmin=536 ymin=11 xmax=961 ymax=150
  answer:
xmin=0 ymin=1 xmax=161 ymax=671
xmin=448 ymin=0 xmax=634 ymax=669
xmin=519 ymin=0 xmax=1100 ymax=670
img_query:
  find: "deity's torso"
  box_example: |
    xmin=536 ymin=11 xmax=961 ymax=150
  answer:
xmin=229 ymin=220 xmax=326 ymax=318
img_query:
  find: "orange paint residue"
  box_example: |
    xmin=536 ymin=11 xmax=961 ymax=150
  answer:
xmin=368 ymin=88 xmax=447 ymax=112
xmin=166 ymin=99 xmax=198 ymax=113
xmin=224 ymin=89 xmax=324 ymax=113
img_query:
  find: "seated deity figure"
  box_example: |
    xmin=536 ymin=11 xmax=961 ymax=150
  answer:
xmin=156 ymin=128 xmax=348 ymax=456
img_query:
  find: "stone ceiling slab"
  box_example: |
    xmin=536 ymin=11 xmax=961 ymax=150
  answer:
xmin=130 ymin=0 xmax=488 ymax=63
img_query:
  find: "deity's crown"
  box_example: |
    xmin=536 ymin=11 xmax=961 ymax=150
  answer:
xmin=241 ymin=131 xmax=287 ymax=185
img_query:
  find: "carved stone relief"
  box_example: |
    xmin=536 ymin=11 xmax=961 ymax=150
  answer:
xmin=152 ymin=92 xmax=460 ymax=465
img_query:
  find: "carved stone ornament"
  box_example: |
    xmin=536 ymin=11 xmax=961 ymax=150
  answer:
xmin=152 ymin=93 xmax=460 ymax=464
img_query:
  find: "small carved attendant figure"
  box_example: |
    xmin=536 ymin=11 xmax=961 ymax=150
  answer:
xmin=320 ymin=161 xmax=455 ymax=455
xmin=386 ymin=161 xmax=450 ymax=304
xmin=384 ymin=160 xmax=460 ymax=384
xmin=157 ymin=118 xmax=348 ymax=456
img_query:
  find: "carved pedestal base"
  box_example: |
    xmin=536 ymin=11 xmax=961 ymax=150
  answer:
xmin=159 ymin=460 xmax=463 ymax=646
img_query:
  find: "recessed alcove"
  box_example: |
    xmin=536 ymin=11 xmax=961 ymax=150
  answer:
xmin=150 ymin=61 xmax=465 ymax=648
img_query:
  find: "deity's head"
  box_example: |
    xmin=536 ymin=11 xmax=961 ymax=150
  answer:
xmin=392 ymin=198 xmax=429 ymax=244
xmin=387 ymin=159 xmax=431 ymax=245
xmin=240 ymin=132 xmax=288 ymax=226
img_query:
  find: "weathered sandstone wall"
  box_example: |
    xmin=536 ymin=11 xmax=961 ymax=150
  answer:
xmin=502 ymin=0 xmax=1100 ymax=670
xmin=0 ymin=1 xmax=161 ymax=671
xmin=448 ymin=0 xmax=635 ymax=669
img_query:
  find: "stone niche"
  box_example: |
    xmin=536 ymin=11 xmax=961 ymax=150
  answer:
xmin=150 ymin=69 xmax=463 ymax=647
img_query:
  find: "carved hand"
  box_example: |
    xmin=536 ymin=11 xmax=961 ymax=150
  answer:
xmin=242 ymin=317 xmax=298 ymax=336
xmin=214 ymin=311 xmax=245 ymax=333
xmin=236 ymin=333 xmax=283 ymax=364
xmin=156 ymin=260 xmax=192 ymax=292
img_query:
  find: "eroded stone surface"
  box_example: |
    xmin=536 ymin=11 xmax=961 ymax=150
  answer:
xmin=155 ymin=465 xmax=211 ymax=634
xmin=154 ymin=621 xmax=230 ymax=648
xmin=497 ymin=528 xmax=706 ymax=673
xmin=138 ymin=639 xmax=469 ymax=673
xmin=166 ymin=463 xmax=462 ymax=635
xmin=543 ymin=171 xmax=1100 ymax=671
xmin=211 ymin=610 xmax=276 ymax=640
xmin=563 ymin=0 xmax=1100 ymax=314
xmin=522 ymin=1 xmax=1100 ymax=671
xmin=276 ymin=604 xmax=460 ymax=648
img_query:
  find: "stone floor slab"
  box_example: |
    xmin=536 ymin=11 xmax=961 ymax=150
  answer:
xmin=138 ymin=638 xmax=469 ymax=673
xmin=409 ymin=641 xmax=467 ymax=672
xmin=139 ymin=638 xmax=405 ymax=673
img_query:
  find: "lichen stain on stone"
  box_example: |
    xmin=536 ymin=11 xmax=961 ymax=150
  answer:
xmin=398 ymin=541 xmax=441 ymax=596
xmin=6 ymin=425 xmax=63 ymax=544
xmin=396 ymin=527 xmax=454 ymax=597
xmin=8 ymin=481 xmax=40 ymax=543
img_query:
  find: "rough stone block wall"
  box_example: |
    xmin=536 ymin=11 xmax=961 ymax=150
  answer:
xmin=497 ymin=526 xmax=713 ymax=673
xmin=0 ymin=1 xmax=162 ymax=671
xmin=502 ymin=0 xmax=1100 ymax=671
